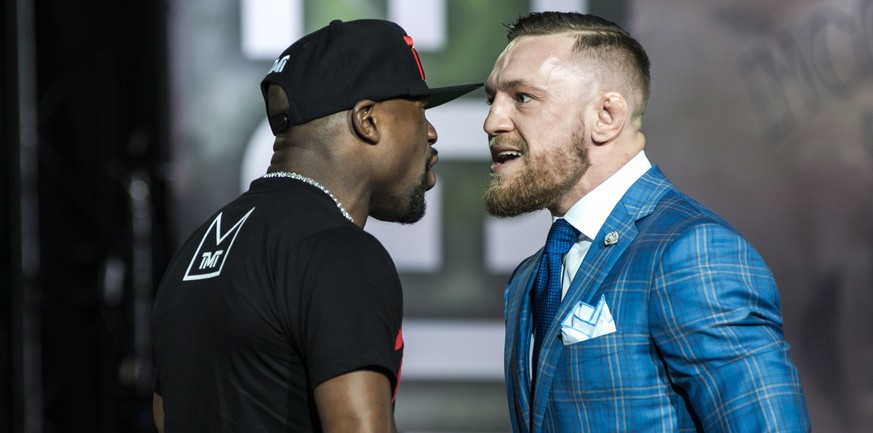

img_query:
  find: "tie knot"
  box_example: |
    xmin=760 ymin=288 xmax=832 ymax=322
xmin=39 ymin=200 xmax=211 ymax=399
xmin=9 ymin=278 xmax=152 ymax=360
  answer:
xmin=545 ymin=219 xmax=579 ymax=254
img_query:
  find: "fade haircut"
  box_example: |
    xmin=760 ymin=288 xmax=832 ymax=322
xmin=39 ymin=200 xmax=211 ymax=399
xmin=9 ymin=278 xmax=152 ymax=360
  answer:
xmin=506 ymin=12 xmax=651 ymax=116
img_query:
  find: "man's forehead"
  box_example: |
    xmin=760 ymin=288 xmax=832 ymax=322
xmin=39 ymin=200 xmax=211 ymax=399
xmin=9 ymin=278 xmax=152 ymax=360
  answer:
xmin=487 ymin=35 xmax=582 ymax=88
xmin=510 ymin=33 xmax=578 ymax=53
xmin=498 ymin=35 xmax=578 ymax=68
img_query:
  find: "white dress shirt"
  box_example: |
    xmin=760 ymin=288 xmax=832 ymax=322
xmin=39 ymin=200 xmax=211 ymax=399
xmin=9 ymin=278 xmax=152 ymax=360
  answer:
xmin=557 ymin=151 xmax=652 ymax=299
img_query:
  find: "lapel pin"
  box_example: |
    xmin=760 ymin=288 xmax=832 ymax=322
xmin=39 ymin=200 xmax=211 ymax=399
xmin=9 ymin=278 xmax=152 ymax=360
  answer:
xmin=604 ymin=231 xmax=619 ymax=246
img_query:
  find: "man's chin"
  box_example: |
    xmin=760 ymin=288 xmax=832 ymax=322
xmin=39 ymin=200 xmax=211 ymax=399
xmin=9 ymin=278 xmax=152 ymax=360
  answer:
xmin=371 ymin=185 xmax=427 ymax=224
xmin=396 ymin=196 xmax=427 ymax=225
xmin=371 ymin=206 xmax=425 ymax=225
xmin=484 ymin=200 xmax=542 ymax=218
xmin=483 ymin=180 xmax=558 ymax=218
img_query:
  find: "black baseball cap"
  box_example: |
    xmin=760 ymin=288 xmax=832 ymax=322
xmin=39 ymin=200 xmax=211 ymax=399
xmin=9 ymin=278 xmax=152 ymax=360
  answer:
xmin=261 ymin=19 xmax=483 ymax=134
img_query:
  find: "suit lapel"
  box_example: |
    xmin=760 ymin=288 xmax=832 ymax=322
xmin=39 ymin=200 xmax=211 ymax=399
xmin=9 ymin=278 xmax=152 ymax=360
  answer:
xmin=562 ymin=204 xmax=638 ymax=314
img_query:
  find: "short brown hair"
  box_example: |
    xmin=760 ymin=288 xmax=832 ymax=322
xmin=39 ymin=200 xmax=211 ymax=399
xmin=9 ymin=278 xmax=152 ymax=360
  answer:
xmin=506 ymin=12 xmax=651 ymax=115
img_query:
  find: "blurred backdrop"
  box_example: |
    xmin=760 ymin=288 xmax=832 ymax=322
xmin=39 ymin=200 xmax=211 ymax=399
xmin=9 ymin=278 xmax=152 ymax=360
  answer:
xmin=4 ymin=0 xmax=873 ymax=432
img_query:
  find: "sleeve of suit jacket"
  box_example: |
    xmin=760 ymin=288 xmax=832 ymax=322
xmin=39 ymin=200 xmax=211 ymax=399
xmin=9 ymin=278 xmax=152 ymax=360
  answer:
xmin=648 ymin=222 xmax=810 ymax=432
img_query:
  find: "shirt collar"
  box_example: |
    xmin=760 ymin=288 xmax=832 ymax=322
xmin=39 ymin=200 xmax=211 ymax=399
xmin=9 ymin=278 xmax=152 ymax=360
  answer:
xmin=558 ymin=151 xmax=651 ymax=240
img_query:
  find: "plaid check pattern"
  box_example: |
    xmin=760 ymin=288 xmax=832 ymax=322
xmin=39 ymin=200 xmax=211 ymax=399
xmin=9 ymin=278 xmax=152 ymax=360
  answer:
xmin=503 ymin=166 xmax=810 ymax=433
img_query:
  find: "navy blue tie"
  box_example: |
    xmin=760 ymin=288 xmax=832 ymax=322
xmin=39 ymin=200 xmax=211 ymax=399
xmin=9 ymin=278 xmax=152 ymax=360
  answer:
xmin=532 ymin=218 xmax=579 ymax=370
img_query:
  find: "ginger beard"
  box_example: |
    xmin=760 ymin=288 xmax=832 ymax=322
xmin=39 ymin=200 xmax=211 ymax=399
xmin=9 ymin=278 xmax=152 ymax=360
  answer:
xmin=484 ymin=131 xmax=589 ymax=217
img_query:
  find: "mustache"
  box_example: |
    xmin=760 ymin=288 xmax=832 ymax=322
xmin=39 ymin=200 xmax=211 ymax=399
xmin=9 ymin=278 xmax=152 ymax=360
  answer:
xmin=489 ymin=136 xmax=526 ymax=149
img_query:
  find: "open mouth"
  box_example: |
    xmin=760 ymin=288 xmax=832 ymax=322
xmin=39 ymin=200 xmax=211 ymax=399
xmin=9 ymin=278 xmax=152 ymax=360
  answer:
xmin=493 ymin=149 xmax=522 ymax=163
xmin=490 ymin=146 xmax=524 ymax=171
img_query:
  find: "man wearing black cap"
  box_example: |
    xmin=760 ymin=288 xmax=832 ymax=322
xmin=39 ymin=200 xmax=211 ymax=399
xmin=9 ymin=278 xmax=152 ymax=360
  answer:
xmin=151 ymin=19 xmax=481 ymax=433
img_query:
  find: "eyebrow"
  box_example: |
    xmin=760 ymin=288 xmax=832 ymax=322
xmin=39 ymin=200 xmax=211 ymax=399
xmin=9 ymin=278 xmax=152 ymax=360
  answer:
xmin=503 ymin=79 xmax=533 ymax=89
xmin=485 ymin=79 xmax=537 ymax=94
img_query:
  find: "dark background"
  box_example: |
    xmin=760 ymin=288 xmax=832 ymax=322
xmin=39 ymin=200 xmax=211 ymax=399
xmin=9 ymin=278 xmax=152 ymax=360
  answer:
xmin=4 ymin=0 xmax=169 ymax=431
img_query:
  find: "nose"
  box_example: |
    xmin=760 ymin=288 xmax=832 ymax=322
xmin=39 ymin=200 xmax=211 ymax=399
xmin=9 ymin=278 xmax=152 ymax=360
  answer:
xmin=483 ymin=96 xmax=513 ymax=136
xmin=427 ymin=119 xmax=438 ymax=145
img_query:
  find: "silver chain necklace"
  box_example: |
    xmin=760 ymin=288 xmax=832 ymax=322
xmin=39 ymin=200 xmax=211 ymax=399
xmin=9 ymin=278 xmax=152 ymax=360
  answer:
xmin=262 ymin=171 xmax=354 ymax=224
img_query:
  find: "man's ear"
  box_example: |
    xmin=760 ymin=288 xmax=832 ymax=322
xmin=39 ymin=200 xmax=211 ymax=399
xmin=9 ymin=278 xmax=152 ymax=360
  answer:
xmin=591 ymin=92 xmax=628 ymax=144
xmin=351 ymin=99 xmax=380 ymax=144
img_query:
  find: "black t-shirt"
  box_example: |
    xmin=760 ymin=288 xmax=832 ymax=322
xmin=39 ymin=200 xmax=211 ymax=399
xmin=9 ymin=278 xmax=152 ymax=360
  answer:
xmin=152 ymin=177 xmax=404 ymax=432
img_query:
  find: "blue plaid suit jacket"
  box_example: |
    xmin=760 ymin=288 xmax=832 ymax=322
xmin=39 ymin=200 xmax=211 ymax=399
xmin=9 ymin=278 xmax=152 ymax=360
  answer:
xmin=504 ymin=167 xmax=810 ymax=432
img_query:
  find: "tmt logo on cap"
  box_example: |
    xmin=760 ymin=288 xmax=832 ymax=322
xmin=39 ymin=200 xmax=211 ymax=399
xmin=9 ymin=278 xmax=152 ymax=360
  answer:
xmin=268 ymin=55 xmax=290 ymax=74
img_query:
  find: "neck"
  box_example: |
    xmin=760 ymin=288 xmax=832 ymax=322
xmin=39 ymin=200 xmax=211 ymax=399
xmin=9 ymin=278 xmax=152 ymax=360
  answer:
xmin=268 ymin=139 xmax=372 ymax=228
xmin=263 ymin=171 xmax=358 ymax=226
xmin=550 ymin=144 xmax=644 ymax=216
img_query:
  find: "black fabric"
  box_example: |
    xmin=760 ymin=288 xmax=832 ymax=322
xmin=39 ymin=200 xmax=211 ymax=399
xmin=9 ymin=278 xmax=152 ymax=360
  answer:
xmin=152 ymin=177 xmax=403 ymax=432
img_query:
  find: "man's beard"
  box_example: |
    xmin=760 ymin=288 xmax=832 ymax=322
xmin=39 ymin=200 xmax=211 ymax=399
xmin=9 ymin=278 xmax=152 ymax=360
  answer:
xmin=371 ymin=162 xmax=430 ymax=225
xmin=484 ymin=132 xmax=589 ymax=217
xmin=394 ymin=176 xmax=428 ymax=224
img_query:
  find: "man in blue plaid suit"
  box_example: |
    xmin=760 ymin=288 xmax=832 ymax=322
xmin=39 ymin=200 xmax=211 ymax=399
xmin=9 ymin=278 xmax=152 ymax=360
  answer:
xmin=482 ymin=12 xmax=810 ymax=432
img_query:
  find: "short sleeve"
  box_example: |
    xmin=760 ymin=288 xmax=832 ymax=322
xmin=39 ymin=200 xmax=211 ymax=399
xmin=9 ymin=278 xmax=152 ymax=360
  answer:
xmin=292 ymin=227 xmax=404 ymax=390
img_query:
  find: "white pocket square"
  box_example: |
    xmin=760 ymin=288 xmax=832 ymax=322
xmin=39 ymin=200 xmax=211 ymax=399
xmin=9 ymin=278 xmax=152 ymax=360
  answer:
xmin=561 ymin=295 xmax=617 ymax=345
